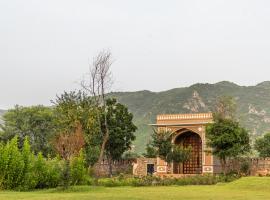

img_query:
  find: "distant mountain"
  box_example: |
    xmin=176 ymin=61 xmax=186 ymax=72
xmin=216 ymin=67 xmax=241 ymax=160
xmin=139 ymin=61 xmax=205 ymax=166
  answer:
xmin=111 ymin=81 xmax=270 ymax=153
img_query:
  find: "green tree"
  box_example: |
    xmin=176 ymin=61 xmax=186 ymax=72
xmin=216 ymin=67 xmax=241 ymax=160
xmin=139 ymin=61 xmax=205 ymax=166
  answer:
xmin=206 ymin=117 xmax=250 ymax=173
xmin=167 ymin=145 xmax=191 ymax=164
xmin=149 ymin=130 xmax=173 ymax=161
xmin=254 ymin=132 xmax=270 ymax=158
xmin=53 ymin=91 xmax=101 ymax=166
xmin=143 ymin=143 xmax=157 ymax=158
xmin=103 ymin=98 xmax=137 ymax=177
xmin=147 ymin=130 xmax=191 ymax=164
xmin=0 ymin=105 xmax=56 ymax=155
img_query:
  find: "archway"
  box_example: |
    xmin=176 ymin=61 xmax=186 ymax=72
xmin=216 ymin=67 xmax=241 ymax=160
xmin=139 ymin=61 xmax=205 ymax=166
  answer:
xmin=173 ymin=131 xmax=202 ymax=174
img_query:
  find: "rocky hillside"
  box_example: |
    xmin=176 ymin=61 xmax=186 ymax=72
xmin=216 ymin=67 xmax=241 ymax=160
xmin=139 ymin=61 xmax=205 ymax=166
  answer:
xmin=111 ymin=81 xmax=270 ymax=153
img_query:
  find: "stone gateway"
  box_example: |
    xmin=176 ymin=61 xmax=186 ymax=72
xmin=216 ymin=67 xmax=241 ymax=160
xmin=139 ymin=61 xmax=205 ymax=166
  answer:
xmin=133 ymin=113 xmax=222 ymax=177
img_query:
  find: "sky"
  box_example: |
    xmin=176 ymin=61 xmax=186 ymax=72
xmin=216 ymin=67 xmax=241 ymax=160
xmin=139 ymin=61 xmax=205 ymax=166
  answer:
xmin=1 ymin=0 xmax=270 ymax=109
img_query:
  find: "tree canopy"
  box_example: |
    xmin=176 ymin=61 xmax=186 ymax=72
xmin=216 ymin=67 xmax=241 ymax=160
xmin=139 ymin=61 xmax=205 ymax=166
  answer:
xmin=101 ymin=98 xmax=137 ymax=176
xmin=254 ymin=132 xmax=270 ymax=158
xmin=206 ymin=117 xmax=250 ymax=171
xmin=146 ymin=130 xmax=191 ymax=164
xmin=0 ymin=105 xmax=56 ymax=155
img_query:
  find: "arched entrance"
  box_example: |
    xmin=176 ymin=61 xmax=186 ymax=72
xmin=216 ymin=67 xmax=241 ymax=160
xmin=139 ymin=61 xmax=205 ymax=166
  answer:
xmin=173 ymin=131 xmax=202 ymax=174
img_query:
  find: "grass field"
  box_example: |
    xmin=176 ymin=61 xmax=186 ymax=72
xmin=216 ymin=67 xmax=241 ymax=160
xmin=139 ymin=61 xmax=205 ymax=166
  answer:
xmin=0 ymin=177 xmax=270 ymax=200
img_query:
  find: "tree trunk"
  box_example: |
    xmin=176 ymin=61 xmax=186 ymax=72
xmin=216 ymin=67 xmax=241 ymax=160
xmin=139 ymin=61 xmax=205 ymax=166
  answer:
xmin=94 ymin=105 xmax=109 ymax=179
xmin=220 ymin=158 xmax=227 ymax=175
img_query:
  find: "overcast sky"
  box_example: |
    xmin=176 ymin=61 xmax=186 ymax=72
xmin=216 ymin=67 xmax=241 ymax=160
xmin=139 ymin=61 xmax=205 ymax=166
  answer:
xmin=1 ymin=0 xmax=270 ymax=109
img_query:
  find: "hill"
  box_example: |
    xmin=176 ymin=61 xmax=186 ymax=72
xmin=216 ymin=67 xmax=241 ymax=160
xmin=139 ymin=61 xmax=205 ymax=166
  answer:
xmin=111 ymin=81 xmax=270 ymax=153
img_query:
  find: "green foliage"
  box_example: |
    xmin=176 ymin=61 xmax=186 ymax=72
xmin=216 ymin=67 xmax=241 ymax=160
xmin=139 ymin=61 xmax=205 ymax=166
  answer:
xmin=0 ymin=105 xmax=56 ymax=156
xmin=166 ymin=145 xmax=191 ymax=164
xmin=53 ymin=91 xmax=101 ymax=166
xmin=254 ymin=132 xmax=270 ymax=158
xmin=149 ymin=130 xmax=172 ymax=161
xmin=32 ymin=153 xmax=62 ymax=189
xmin=19 ymin=137 xmax=36 ymax=190
xmin=94 ymin=98 xmax=138 ymax=176
xmin=109 ymin=82 xmax=270 ymax=153
xmin=206 ymin=117 xmax=251 ymax=171
xmin=147 ymin=130 xmax=191 ymax=164
xmin=0 ymin=137 xmax=25 ymax=189
xmin=143 ymin=143 xmax=157 ymax=158
xmin=0 ymin=136 xmax=91 ymax=190
xmin=96 ymin=174 xmax=237 ymax=187
xmin=104 ymin=98 xmax=137 ymax=161
xmin=70 ymin=150 xmax=87 ymax=185
xmin=240 ymin=160 xmax=251 ymax=176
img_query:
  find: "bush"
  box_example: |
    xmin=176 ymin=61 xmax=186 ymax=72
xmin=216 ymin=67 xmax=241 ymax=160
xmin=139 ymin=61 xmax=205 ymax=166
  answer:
xmin=0 ymin=137 xmax=64 ymax=190
xmin=240 ymin=160 xmax=251 ymax=176
xmin=0 ymin=137 xmax=25 ymax=189
xmin=218 ymin=172 xmax=240 ymax=182
xmin=70 ymin=150 xmax=88 ymax=185
xmin=95 ymin=174 xmax=237 ymax=187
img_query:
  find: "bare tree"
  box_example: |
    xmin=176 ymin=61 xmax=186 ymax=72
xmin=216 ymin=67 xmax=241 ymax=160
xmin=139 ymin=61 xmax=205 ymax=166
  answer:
xmin=81 ymin=50 xmax=113 ymax=176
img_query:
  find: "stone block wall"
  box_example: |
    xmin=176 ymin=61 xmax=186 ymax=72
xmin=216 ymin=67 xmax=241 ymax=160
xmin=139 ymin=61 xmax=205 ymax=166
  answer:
xmin=133 ymin=157 xmax=157 ymax=176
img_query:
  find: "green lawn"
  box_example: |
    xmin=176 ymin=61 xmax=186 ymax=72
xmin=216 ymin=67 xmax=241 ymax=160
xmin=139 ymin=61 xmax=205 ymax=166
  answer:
xmin=1 ymin=177 xmax=270 ymax=200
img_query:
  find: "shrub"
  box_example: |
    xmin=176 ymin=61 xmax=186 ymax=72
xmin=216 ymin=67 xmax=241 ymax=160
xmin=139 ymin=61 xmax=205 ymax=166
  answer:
xmin=96 ymin=174 xmax=236 ymax=187
xmin=0 ymin=137 xmax=25 ymax=189
xmin=70 ymin=150 xmax=87 ymax=185
xmin=44 ymin=157 xmax=62 ymax=188
xmin=240 ymin=160 xmax=251 ymax=176
xmin=218 ymin=172 xmax=240 ymax=182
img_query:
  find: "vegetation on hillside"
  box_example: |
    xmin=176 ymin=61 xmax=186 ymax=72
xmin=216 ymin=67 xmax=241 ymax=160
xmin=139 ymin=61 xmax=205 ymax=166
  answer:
xmin=111 ymin=81 xmax=270 ymax=153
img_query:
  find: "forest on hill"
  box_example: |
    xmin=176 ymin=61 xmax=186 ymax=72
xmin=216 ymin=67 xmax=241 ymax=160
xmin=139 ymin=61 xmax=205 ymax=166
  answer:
xmin=1 ymin=81 xmax=270 ymax=153
xmin=111 ymin=81 xmax=270 ymax=153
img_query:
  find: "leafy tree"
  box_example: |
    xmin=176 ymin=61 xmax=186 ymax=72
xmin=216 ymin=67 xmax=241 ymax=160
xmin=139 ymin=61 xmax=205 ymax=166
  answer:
xmin=206 ymin=117 xmax=250 ymax=173
xmin=53 ymin=91 xmax=101 ymax=166
xmin=254 ymin=132 xmax=270 ymax=158
xmin=103 ymin=98 xmax=137 ymax=177
xmin=167 ymin=145 xmax=191 ymax=164
xmin=147 ymin=130 xmax=191 ymax=164
xmin=0 ymin=105 xmax=56 ymax=155
xmin=149 ymin=130 xmax=173 ymax=161
xmin=143 ymin=143 xmax=157 ymax=158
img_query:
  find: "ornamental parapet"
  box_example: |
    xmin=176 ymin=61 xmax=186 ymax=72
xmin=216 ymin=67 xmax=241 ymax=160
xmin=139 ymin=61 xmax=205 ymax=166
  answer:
xmin=157 ymin=113 xmax=213 ymax=121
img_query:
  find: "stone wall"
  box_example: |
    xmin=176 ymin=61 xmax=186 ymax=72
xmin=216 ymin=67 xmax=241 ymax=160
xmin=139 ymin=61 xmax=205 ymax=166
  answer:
xmin=133 ymin=157 xmax=157 ymax=176
xmin=95 ymin=159 xmax=134 ymax=177
xmin=250 ymin=158 xmax=270 ymax=176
